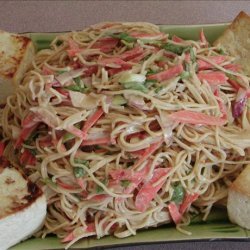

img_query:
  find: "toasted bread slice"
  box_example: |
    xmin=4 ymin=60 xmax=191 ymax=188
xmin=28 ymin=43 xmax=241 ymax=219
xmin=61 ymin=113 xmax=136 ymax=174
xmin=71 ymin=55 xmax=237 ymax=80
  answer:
xmin=227 ymin=164 xmax=250 ymax=230
xmin=0 ymin=157 xmax=46 ymax=250
xmin=214 ymin=11 xmax=250 ymax=75
xmin=0 ymin=31 xmax=34 ymax=103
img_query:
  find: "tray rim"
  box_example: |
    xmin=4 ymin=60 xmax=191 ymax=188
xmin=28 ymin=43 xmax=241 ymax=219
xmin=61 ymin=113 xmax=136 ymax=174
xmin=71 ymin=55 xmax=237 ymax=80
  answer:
xmin=10 ymin=22 xmax=250 ymax=250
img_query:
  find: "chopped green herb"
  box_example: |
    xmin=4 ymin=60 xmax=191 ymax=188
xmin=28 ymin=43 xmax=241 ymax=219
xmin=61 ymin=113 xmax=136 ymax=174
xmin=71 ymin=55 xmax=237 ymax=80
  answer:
xmin=146 ymin=69 xmax=159 ymax=75
xmin=65 ymin=84 xmax=85 ymax=93
xmin=65 ymin=77 xmax=85 ymax=93
xmin=96 ymin=179 xmax=108 ymax=193
xmin=184 ymin=62 xmax=190 ymax=72
xmin=24 ymin=132 xmax=39 ymax=145
xmin=112 ymin=95 xmax=127 ymax=106
xmin=65 ymin=85 xmax=81 ymax=92
xmin=75 ymin=123 xmax=81 ymax=129
xmin=73 ymin=167 xmax=85 ymax=178
xmin=189 ymin=47 xmax=196 ymax=63
xmin=111 ymin=33 xmax=136 ymax=43
xmin=195 ymin=63 xmax=199 ymax=72
xmin=180 ymin=71 xmax=191 ymax=80
xmin=58 ymin=70 xmax=67 ymax=75
xmin=140 ymin=39 xmax=161 ymax=45
xmin=143 ymin=54 xmax=151 ymax=61
xmin=155 ymin=86 xmax=164 ymax=94
xmin=42 ymin=178 xmax=57 ymax=188
xmin=23 ymin=139 xmax=32 ymax=146
xmin=217 ymin=48 xmax=226 ymax=55
xmin=157 ymin=56 xmax=166 ymax=62
xmin=171 ymin=182 xmax=185 ymax=204
xmin=162 ymin=43 xmax=188 ymax=55
xmin=62 ymin=132 xmax=75 ymax=143
xmin=226 ymin=73 xmax=238 ymax=81
xmin=56 ymin=40 xmax=63 ymax=46
xmin=122 ymin=81 xmax=148 ymax=93
xmin=62 ymin=123 xmax=81 ymax=143
xmin=121 ymin=40 xmax=134 ymax=49
xmin=182 ymin=46 xmax=196 ymax=64
xmin=73 ymin=76 xmax=81 ymax=84
xmin=120 ymin=180 xmax=131 ymax=188
xmin=226 ymin=73 xmax=246 ymax=87
xmin=29 ymin=148 xmax=37 ymax=156
xmin=126 ymin=161 xmax=134 ymax=167
xmin=96 ymin=185 xmax=103 ymax=194
xmin=74 ymin=158 xmax=89 ymax=167
xmin=145 ymin=79 xmax=157 ymax=88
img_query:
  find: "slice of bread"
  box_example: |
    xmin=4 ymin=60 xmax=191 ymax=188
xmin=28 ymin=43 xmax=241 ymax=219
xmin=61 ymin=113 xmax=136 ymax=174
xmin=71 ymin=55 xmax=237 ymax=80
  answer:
xmin=227 ymin=164 xmax=250 ymax=230
xmin=214 ymin=11 xmax=250 ymax=75
xmin=0 ymin=31 xmax=35 ymax=103
xmin=0 ymin=157 xmax=46 ymax=250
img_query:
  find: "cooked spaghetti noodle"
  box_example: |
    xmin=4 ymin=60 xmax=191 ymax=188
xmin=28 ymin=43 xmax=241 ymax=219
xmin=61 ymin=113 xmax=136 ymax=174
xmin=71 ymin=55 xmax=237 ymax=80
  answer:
xmin=1 ymin=22 xmax=250 ymax=248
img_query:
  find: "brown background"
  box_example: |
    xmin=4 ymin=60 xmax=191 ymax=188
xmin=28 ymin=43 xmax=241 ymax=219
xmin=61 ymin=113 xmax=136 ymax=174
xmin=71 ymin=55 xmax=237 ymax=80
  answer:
xmin=1 ymin=1 xmax=250 ymax=32
xmin=1 ymin=1 xmax=250 ymax=250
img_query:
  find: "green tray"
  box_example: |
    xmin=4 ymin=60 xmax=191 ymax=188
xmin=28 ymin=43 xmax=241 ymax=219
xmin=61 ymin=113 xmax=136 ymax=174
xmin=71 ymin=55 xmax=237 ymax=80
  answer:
xmin=11 ymin=23 xmax=250 ymax=250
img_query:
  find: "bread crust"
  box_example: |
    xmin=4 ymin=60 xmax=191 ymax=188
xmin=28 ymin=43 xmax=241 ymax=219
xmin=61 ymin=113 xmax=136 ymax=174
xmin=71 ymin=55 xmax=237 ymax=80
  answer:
xmin=0 ymin=157 xmax=44 ymax=219
xmin=214 ymin=11 xmax=250 ymax=75
xmin=230 ymin=164 xmax=250 ymax=197
xmin=0 ymin=31 xmax=34 ymax=103
xmin=227 ymin=165 xmax=250 ymax=230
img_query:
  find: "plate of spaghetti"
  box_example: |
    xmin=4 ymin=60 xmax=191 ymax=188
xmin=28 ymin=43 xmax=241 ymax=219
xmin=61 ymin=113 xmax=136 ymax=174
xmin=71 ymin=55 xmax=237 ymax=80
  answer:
xmin=1 ymin=13 xmax=250 ymax=250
